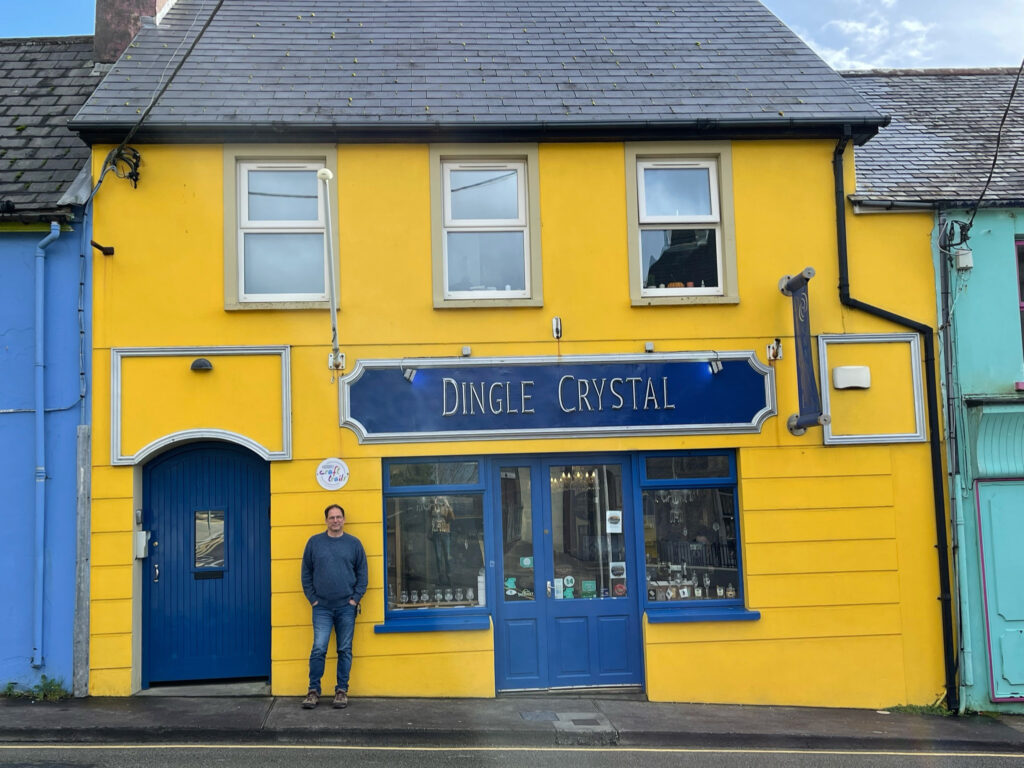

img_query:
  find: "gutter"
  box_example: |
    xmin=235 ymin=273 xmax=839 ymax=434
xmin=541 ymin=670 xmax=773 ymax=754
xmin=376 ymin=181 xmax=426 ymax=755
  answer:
xmin=32 ymin=221 xmax=61 ymax=669
xmin=833 ymin=131 xmax=959 ymax=712
xmin=69 ymin=116 xmax=887 ymax=147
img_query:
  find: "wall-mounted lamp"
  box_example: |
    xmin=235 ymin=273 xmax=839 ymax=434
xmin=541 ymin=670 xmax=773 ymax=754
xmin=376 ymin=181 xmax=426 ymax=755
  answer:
xmin=402 ymin=367 xmax=417 ymax=383
xmin=709 ymin=359 xmax=724 ymax=375
xmin=190 ymin=357 xmax=213 ymax=372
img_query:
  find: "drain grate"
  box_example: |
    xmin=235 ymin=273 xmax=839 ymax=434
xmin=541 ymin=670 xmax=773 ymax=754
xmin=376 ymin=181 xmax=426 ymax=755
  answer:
xmin=571 ymin=718 xmax=601 ymax=726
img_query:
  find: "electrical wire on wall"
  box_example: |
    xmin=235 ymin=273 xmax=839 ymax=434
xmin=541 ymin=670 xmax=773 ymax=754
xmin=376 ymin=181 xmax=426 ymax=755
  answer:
xmin=102 ymin=0 xmax=226 ymax=188
xmin=943 ymin=56 xmax=1024 ymax=249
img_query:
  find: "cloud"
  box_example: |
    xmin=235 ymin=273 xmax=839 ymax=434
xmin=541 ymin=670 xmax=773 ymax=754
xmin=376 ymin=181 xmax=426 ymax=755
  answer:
xmin=820 ymin=10 xmax=936 ymax=69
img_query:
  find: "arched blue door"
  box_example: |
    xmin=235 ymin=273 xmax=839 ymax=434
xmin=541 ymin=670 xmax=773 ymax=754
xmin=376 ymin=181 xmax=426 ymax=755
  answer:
xmin=142 ymin=442 xmax=270 ymax=687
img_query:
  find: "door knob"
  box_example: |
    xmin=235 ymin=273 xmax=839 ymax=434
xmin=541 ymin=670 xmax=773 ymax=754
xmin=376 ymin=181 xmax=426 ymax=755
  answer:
xmin=153 ymin=563 xmax=160 ymax=582
xmin=546 ymin=580 xmax=552 ymax=597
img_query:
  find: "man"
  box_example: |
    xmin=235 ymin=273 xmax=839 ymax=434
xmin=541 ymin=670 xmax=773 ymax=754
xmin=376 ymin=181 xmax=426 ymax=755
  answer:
xmin=301 ymin=503 xmax=367 ymax=709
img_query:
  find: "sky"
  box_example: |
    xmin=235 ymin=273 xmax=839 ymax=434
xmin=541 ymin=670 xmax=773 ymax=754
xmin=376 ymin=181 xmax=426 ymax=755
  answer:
xmin=1 ymin=0 xmax=1022 ymax=70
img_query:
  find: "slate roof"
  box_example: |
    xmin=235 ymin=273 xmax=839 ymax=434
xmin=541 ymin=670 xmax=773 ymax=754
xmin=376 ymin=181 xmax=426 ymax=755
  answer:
xmin=846 ymin=69 xmax=1024 ymax=207
xmin=0 ymin=36 xmax=99 ymax=219
xmin=71 ymin=0 xmax=885 ymax=144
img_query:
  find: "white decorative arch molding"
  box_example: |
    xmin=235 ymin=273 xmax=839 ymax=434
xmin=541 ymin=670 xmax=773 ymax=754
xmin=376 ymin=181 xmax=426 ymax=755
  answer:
xmin=110 ymin=346 xmax=292 ymax=465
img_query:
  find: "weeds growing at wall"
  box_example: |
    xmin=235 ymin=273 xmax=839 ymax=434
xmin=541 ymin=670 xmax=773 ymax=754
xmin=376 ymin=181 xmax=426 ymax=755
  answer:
xmin=2 ymin=675 xmax=70 ymax=702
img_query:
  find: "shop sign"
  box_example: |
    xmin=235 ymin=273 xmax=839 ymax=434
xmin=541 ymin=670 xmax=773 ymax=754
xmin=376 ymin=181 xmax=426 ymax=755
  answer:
xmin=339 ymin=352 xmax=775 ymax=443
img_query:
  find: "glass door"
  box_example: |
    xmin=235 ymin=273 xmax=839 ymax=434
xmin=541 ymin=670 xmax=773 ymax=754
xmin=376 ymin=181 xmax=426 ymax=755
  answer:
xmin=493 ymin=458 xmax=644 ymax=691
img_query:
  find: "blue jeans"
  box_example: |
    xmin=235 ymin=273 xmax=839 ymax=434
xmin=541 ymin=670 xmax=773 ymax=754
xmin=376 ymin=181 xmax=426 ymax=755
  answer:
xmin=308 ymin=602 xmax=356 ymax=694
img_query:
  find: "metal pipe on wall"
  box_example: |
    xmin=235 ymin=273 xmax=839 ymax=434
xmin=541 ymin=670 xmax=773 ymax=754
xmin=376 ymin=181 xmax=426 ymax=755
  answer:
xmin=831 ymin=133 xmax=959 ymax=712
xmin=32 ymin=221 xmax=61 ymax=669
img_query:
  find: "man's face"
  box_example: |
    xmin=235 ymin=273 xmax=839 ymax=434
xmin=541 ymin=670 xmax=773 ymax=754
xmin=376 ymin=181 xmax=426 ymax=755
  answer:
xmin=326 ymin=508 xmax=345 ymax=534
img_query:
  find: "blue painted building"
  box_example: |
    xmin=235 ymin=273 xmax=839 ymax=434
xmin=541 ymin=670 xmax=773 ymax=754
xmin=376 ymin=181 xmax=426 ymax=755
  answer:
xmin=0 ymin=36 xmax=100 ymax=694
xmin=849 ymin=69 xmax=1024 ymax=712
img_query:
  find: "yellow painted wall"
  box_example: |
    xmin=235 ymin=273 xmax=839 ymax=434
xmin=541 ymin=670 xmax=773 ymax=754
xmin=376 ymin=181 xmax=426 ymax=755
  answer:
xmin=88 ymin=139 xmax=944 ymax=707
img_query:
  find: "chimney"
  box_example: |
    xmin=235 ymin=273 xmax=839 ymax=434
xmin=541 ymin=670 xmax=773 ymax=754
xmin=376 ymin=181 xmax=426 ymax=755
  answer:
xmin=94 ymin=0 xmax=173 ymax=64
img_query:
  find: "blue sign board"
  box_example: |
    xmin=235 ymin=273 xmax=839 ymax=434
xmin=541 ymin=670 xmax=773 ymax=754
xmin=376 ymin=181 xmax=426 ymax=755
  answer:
xmin=339 ymin=352 xmax=775 ymax=443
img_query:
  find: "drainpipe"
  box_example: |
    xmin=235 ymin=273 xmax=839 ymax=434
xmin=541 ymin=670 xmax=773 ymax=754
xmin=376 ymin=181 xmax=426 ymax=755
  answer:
xmin=32 ymin=221 xmax=61 ymax=668
xmin=832 ymin=131 xmax=958 ymax=712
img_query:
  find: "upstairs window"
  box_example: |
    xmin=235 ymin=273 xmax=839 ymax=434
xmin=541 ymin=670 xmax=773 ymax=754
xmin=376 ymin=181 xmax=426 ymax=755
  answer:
xmin=1017 ymin=239 xmax=1024 ymax=351
xmin=237 ymin=161 xmax=328 ymax=303
xmin=626 ymin=143 xmax=737 ymax=306
xmin=429 ymin=145 xmax=543 ymax=308
xmin=442 ymin=161 xmax=529 ymax=299
xmin=638 ymin=159 xmax=722 ymax=296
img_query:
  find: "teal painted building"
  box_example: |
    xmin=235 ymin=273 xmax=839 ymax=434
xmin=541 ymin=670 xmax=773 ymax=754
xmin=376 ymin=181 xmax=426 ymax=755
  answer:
xmin=849 ymin=69 xmax=1024 ymax=712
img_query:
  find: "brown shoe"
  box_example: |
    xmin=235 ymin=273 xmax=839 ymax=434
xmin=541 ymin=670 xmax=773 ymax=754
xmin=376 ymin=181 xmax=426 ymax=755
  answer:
xmin=332 ymin=690 xmax=348 ymax=709
xmin=302 ymin=690 xmax=319 ymax=709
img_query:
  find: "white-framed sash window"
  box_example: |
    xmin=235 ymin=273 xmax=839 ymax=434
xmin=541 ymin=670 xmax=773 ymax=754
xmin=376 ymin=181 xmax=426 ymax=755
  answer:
xmin=237 ymin=161 xmax=328 ymax=303
xmin=441 ymin=160 xmax=530 ymax=300
xmin=637 ymin=158 xmax=724 ymax=298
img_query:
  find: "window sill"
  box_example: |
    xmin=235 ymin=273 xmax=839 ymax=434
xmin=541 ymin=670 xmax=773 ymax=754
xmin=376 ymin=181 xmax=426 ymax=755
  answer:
xmin=225 ymin=300 xmax=333 ymax=311
xmin=645 ymin=605 xmax=760 ymax=623
xmin=632 ymin=295 xmax=739 ymax=307
xmin=374 ymin=614 xmax=492 ymax=634
xmin=433 ymin=297 xmax=544 ymax=309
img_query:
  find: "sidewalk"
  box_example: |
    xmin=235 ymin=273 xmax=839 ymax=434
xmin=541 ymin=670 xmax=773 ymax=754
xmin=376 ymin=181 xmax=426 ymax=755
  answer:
xmin=2 ymin=693 xmax=1024 ymax=752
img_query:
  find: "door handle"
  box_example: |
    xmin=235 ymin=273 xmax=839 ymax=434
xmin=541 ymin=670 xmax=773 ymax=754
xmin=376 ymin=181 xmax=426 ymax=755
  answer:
xmin=153 ymin=563 xmax=160 ymax=583
xmin=547 ymin=580 xmax=552 ymax=597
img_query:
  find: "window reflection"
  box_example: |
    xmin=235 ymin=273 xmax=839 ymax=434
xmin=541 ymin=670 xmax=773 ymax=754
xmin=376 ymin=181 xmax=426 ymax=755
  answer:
xmin=643 ymin=488 xmax=738 ymax=601
xmin=195 ymin=510 xmax=225 ymax=569
xmin=642 ymin=167 xmax=712 ymax=217
xmin=549 ymin=465 xmax=627 ymax=599
xmin=642 ymin=228 xmax=718 ymax=289
xmin=500 ymin=468 xmax=534 ymax=601
xmin=386 ymin=494 xmax=485 ymax=609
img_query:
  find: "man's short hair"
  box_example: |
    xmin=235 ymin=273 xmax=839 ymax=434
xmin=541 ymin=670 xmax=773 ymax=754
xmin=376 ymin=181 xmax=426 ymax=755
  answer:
xmin=324 ymin=504 xmax=345 ymax=518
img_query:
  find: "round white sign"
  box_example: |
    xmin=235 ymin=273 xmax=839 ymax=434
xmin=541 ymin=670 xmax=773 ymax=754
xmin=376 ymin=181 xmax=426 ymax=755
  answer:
xmin=315 ymin=458 xmax=350 ymax=491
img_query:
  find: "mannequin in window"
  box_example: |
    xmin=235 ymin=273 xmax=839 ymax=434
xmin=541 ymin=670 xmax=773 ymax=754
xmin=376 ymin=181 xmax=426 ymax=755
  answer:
xmin=430 ymin=496 xmax=455 ymax=586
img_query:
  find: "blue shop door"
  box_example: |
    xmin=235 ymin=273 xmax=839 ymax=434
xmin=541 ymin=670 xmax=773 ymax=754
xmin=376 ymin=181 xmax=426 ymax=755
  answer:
xmin=494 ymin=459 xmax=644 ymax=690
xmin=142 ymin=442 xmax=271 ymax=687
xmin=978 ymin=481 xmax=1024 ymax=701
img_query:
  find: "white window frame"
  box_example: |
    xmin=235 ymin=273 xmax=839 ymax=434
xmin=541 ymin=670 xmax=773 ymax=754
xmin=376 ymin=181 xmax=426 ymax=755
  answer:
xmin=637 ymin=158 xmax=724 ymax=298
xmin=236 ymin=159 xmax=329 ymax=304
xmin=441 ymin=160 xmax=530 ymax=301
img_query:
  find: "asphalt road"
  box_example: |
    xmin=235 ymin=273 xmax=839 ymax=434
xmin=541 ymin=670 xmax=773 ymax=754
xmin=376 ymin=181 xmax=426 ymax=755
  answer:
xmin=1 ymin=745 xmax=1023 ymax=768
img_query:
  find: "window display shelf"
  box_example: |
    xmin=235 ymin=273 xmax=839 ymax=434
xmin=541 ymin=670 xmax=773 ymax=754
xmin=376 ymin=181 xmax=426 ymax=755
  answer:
xmin=389 ymin=600 xmax=478 ymax=610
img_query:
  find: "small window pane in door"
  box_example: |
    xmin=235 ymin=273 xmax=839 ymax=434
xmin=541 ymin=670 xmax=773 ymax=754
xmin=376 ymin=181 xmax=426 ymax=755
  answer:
xmin=195 ymin=510 xmax=225 ymax=568
xmin=549 ymin=465 xmax=627 ymax=599
xmin=500 ymin=467 xmax=534 ymax=601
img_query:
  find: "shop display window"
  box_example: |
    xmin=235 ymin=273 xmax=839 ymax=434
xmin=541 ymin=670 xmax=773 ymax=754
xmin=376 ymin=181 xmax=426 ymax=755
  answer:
xmin=640 ymin=452 xmax=742 ymax=605
xmin=384 ymin=461 xmax=486 ymax=611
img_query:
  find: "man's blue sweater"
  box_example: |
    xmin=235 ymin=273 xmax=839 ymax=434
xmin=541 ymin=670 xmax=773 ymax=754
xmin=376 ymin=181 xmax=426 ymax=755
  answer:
xmin=301 ymin=532 xmax=368 ymax=608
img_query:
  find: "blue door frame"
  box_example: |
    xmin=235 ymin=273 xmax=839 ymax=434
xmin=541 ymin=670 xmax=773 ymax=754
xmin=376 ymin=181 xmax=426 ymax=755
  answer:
xmin=142 ymin=442 xmax=271 ymax=687
xmin=493 ymin=455 xmax=644 ymax=690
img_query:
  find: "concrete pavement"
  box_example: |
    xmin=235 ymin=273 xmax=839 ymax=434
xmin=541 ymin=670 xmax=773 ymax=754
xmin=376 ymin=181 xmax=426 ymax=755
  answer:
xmin=2 ymin=693 xmax=1023 ymax=752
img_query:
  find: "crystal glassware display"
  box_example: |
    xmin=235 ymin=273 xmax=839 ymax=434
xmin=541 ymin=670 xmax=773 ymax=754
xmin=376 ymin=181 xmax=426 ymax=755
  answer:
xmin=400 ymin=590 xmax=408 ymax=604
xmin=466 ymin=587 xmax=474 ymax=602
xmin=444 ymin=588 xmax=454 ymax=602
xmin=434 ymin=589 xmax=443 ymax=603
xmin=409 ymin=590 xmax=418 ymax=604
xmin=455 ymin=588 xmax=464 ymax=601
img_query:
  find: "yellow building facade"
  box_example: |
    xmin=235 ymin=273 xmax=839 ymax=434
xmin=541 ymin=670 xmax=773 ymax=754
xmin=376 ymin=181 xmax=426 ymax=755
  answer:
xmin=86 ymin=137 xmax=949 ymax=708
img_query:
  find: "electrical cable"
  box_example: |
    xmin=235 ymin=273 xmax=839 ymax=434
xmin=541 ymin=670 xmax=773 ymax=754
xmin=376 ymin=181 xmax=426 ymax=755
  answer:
xmin=102 ymin=0 xmax=226 ymax=186
xmin=947 ymin=57 xmax=1024 ymax=245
